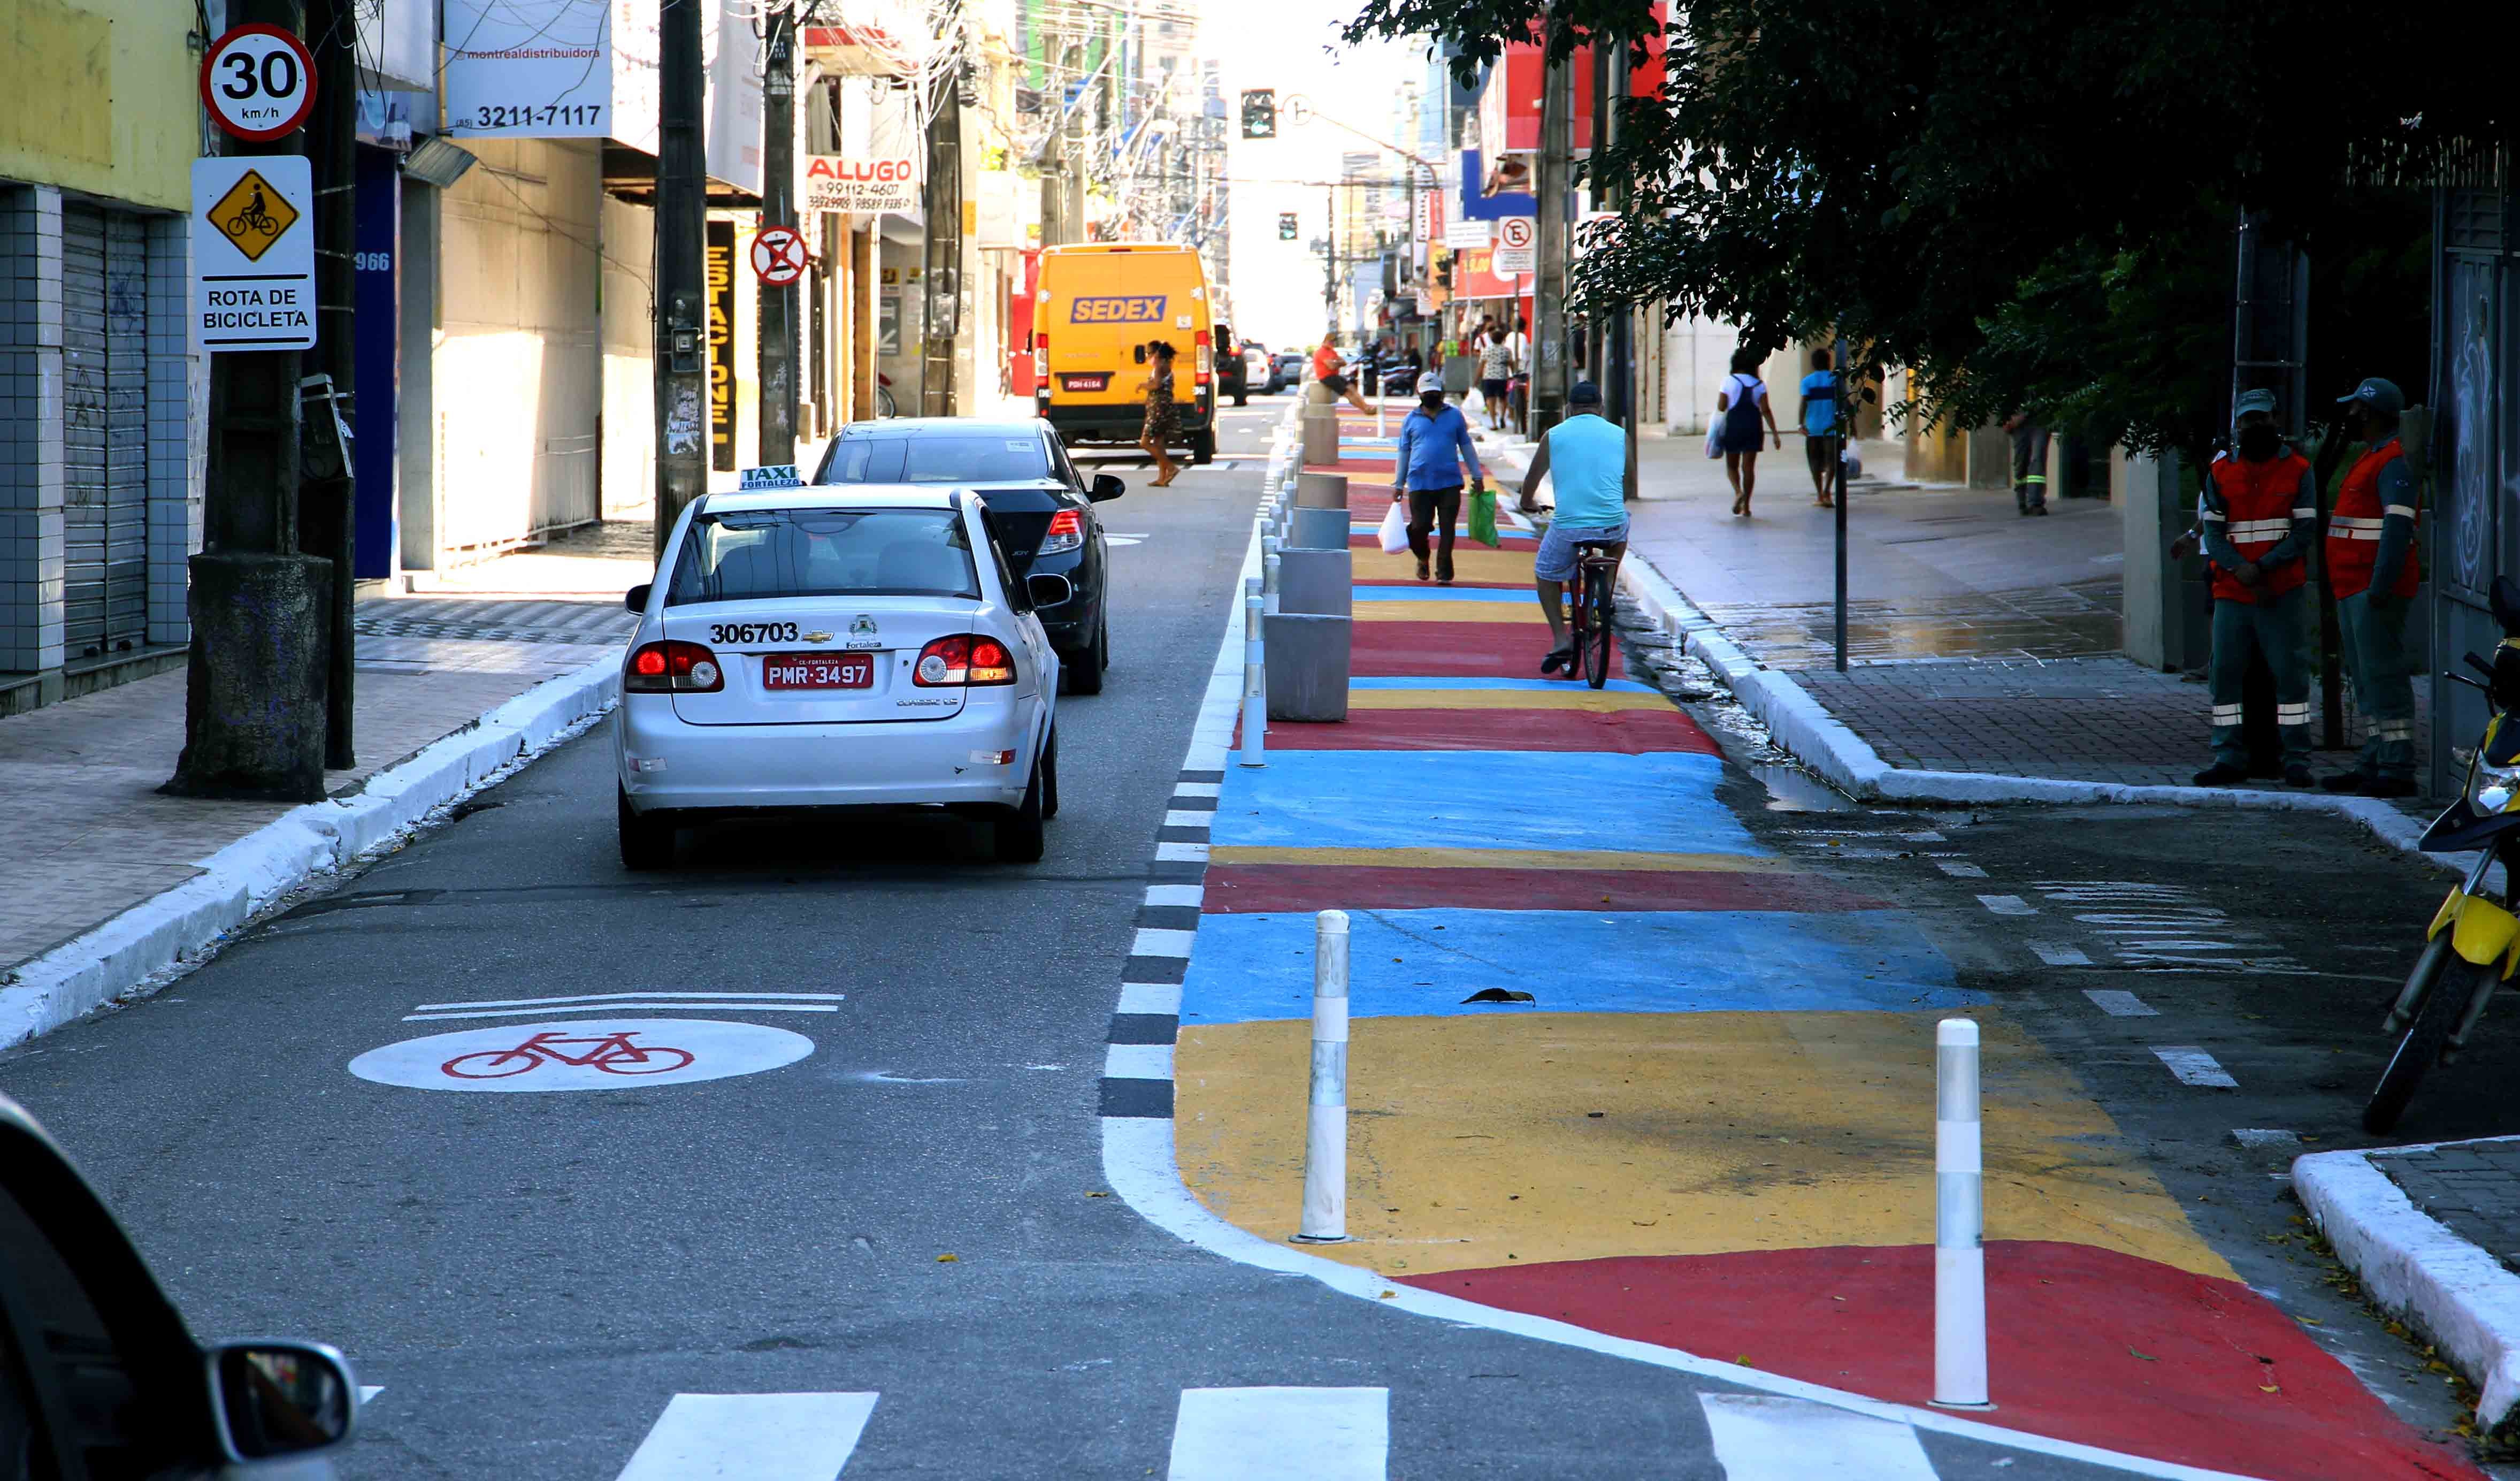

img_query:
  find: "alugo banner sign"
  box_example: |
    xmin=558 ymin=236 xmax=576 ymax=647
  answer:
xmin=803 ymin=156 xmax=920 ymax=215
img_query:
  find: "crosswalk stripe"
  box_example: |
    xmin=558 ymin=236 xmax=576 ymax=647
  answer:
xmin=615 ymin=1393 xmax=879 ymax=1480
xmin=1699 ymin=1394 xmax=1940 ymax=1479
xmin=1167 ymin=1387 xmax=1388 ymax=1480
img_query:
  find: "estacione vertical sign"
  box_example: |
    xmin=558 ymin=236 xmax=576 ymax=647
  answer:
xmin=706 ymin=220 xmax=736 ymax=471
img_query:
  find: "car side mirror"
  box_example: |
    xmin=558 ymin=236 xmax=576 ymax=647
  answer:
xmin=1027 ymin=572 xmax=1075 ymax=608
xmin=1134 ymin=343 xmax=1148 ymax=364
xmin=1089 ymin=474 xmax=1125 ymax=502
xmin=210 ymin=1340 xmax=358 ymax=1462
xmin=625 ymin=583 xmax=651 ymax=614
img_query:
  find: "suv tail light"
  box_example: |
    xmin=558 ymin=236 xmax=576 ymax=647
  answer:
xmin=1038 ymin=508 xmax=1084 ymax=555
xmin=625 ymin=639 xmax=724 ymax=693
xmin=913 ymin=635 xmax=1018 ymax=688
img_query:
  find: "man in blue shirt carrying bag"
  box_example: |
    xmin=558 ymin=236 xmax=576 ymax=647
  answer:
xmin=1514 ymin=380 xmax=1636 ymax=673
xmin=1390 ymin=371 xmax=1487 ymax=583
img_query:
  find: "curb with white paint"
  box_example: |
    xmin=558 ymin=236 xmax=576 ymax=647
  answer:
xmin=1613 ymin=552 xmax=2457 ymax=871
xmin=1096 ymin=400 xmax=2278 ymax=1480
xmin=0 ymin=654 xmax=622 ymax=1052
xmin=2295 ymin=1136 xmax=2520 ymax=1429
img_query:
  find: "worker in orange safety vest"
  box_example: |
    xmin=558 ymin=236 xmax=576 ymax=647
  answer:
xmin=2194 ymin=387 xmax=2318 ymax=787
xmin=2319 ymin=377 xmax=2422 ymax=798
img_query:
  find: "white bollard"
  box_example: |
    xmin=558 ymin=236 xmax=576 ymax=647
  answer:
xmin=1934 ymin=1018 xmax=1990 ymax=1408
xmin=1265 ymin=552 xmax=1282 ymax=615
xmin=1239 ymin=588 xmax=1267 ymax=768
xmin=1293 ymin=909 xmax=1351 ymax=1243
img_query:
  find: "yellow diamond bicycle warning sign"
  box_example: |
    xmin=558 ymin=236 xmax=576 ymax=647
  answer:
xmin=206 ymin=169 xmax=299 ymax=262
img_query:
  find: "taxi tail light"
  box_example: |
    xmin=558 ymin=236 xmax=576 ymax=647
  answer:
xmin=625 ymin=639 xmax=724 ymax=693
xmin=913 ymin=634 xmax=1017 ymax=687
xmin=1038 ymin=508 xmax=1084 ymax=555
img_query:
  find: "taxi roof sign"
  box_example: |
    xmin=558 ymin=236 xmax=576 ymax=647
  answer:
xmin=739 ymin=464 xmax=805 ymax=490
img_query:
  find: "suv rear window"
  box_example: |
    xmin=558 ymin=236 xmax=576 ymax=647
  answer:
xmin=665 ymin=508 xmax=979 ymax=604
xmin=822 ymin=436 xmax=1050 ymax=485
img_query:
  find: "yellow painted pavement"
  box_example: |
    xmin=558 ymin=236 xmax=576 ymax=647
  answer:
xmin=1351 ymin=549 xmax=1534 ymax=584
xmin=1354 ymin=600 xmax=1551 ymax=625
xmin=1173 ymin=1009 xmax=2230 ymax=1281
xmin=1344 ymin=687 xmax=1671 ymax=713
xmin=1208 ymin=845 xmax=1793 ymax=873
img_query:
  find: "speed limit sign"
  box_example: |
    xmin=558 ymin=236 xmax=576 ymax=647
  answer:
xmin=751 ymin=226 xmax=808 ymax=287
xmin=200 ymin=26 xmax=318 ymax=142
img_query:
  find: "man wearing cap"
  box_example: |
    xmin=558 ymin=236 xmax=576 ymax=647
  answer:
xmin=1389 ymin=371 xmax=1485 ymax=583
xmin=2194 ymin=388 xmax=2318 ymax=787
xmin=1516 ymin=380 xmax=1637 ymax=673
xmin=2321 ymin=377 xmax=2422 ymax=797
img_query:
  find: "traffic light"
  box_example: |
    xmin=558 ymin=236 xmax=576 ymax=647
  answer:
xmin=1240 ymin=89 xmax=1277 ymax=140
xmin=1277 ymin=212 xmax=1298 ymax=241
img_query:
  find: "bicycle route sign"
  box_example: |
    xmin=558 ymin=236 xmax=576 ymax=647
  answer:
xmin=192 ymin=156 xmax=316 ymax=353
xmin=348 ymin=1019 xmax=814 ymax=1093
xmin=200 ymin=25 xmax=318 ymax=141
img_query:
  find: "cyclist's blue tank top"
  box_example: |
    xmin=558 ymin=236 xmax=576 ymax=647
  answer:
xmin=1545 ymin=414 xmax=1627 ymax=526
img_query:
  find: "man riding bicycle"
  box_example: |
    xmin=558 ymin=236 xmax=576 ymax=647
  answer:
xmin=1514 ymin=380 xmax=1637 ymax=674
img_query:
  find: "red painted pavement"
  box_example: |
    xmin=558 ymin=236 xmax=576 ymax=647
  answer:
xmin=1400 ymin=1242 xmax=2484 ymax=1481
xmin=1204 ymin=863 xmax=1883 ymax=914
xmin=1352 ymin=620 xmax=1627 ymax=682
xmin=1254 ymin=704 xmax=1714 ymax=755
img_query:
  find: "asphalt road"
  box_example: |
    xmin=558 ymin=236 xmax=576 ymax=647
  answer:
xmin=0 ymin=402 xmax=2458 ymax=1478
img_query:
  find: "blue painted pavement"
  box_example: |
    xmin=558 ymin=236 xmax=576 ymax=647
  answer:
xmin=1212 ymin=751 xmax=1755 ymax=855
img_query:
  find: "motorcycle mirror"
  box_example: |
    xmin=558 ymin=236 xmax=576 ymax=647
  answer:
xmin=2493 ymin=576 xmax=2520 ymax=635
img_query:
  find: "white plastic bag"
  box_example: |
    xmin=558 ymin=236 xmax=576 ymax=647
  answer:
xmin=1378 ymin=499 xmax=1411 ymax=554
xmin=1703 ymin=421 xmax=1724 ymax=459
xmin=1840 ymin=445 xmax=1864 ymax=482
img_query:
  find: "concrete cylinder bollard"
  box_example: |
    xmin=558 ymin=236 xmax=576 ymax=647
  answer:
xmin=1934 ymin=1018 xmax=1990 ymax=1408
xmin=1239 ymin=589 xmax=1267 ymax=768
xmin=1296 ymin=472 xmax=1351 ymax=509
xmin=1290 ymin=505 xmax=1349 ymax=552
xmin=1292 ymin=909 xmax=1351 ymax=1243
xmin=1302 ymin=407 xmax=1340 ymax=466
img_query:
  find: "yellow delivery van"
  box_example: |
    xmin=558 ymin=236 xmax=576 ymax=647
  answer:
xmin=1031 ymin=243 xmax=1216 ymax=464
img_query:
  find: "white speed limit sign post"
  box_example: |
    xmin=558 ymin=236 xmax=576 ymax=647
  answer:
xmin=752 ymin=226 xmax=808 ymax=288
xmin=198 ymin=25 xmax=317 ymax=142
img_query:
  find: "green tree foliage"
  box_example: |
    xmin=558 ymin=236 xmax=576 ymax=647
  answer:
xmin=1339 ymin=0 xmax=2477 ymax=453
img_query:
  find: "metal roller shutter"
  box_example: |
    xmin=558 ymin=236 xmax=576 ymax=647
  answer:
xmin=60 ymin=202 xmax=150 ymax=661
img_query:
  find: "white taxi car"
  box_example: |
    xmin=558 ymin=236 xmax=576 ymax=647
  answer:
xmin=614 ymin=485 xmax=1064 ymax=867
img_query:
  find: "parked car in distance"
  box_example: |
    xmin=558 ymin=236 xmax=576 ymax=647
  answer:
xmin=1265 ymin=352 xmax=1304 ymax=395
xmin=1216 ymin=322 xmax=1250 ymax=407
xmin=811 ymin=418 xmax=1120 ymax=693
xmin=1239 ymin=343 xmax=1269 ymax=398
xmin=0 ymin=1093 xmax=360 ymax=1477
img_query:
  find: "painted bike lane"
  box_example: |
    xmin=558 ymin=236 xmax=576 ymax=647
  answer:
xmin=1159 ymin=416 xmax=2478 ymax=1480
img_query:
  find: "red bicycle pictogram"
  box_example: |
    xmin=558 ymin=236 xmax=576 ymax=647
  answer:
xmin=441 ymin=1030 xmax=695 ymax=1080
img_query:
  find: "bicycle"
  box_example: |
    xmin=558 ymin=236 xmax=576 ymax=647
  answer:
xmin=441 ymin=1029 xmax=695 ymax=1080
xmin=225 ymin=205 xmax=277 ymax=239
xmin=1562 ymin=540 xmax=1623 ymax=690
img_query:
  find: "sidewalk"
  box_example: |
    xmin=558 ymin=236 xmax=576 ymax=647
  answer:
xmin=1132 ymin=403 xmax=2483 ymax=1480
xmin=0 ymin=522 xmax=644 ymax=1044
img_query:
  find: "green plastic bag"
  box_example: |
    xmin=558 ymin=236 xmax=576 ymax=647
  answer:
xmin=1468 ymin=486 xmax=1502 ymax=548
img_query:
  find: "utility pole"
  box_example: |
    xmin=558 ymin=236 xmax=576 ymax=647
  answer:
xmin=652 ymin=0 xmax=709 ymax=557
xmin=1530 ymin=11 xmax=1572 ymax=438
xmin=1598 ymin=30 xmax=1633 ymax=433
xmin=758 ymin=3 xmax=798 ymax=468
xmin=1039 ymin=36 xmax=1068 ymax=245
xmin=1323 ymin=184 xmax=1339 ymax=337
xmin=305 ymin=0 xmax=357 ymax=767
xmin=167 ymin=0 xmax=330 ymax=803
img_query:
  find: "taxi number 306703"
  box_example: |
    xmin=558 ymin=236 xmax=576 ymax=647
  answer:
xmin=709 ymin=622 xmax=802 ymax=644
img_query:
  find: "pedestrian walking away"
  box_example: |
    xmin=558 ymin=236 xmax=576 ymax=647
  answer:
xmin=1479 ymin=326 xmax=1518 ymax=437
xmin=2193 ymin=388 xmax=2317 ymax=788
xmin=1391 ymin=371 xmax=1486 ymax=584
xmin=1516 ymin=379 xmax=1636 ymax=673
xmin=1713 ymin=348 xmax=1781 ymax=516
xmin=2320 ymin=376 xmax=2423 ymax=798
xmin=2006 ymin=411 xmax=2052 ymax=515
xmin=1139 ymin=339 xmax=1182 ymax=487
xmin=1799 ymin=347 xmax=1842 ymax=508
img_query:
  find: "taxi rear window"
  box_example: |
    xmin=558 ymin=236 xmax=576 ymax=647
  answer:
xmin=822 ymin=436 xmax=1050 ymax=485
xmin=665 ymin=509 xmax=978 ymax=604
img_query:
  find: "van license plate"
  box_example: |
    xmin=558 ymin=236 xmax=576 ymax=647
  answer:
xmin=763 ymin=654 xmax=874 ymax=689
xmin=1060 ymin=373 xmax=1108 ymax=392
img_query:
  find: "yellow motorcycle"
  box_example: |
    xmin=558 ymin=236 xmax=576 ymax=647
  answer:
xmin=2368 ymin=594 xmax=2520 ymax=1132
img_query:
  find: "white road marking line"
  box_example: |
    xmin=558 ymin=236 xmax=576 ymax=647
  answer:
xmin=1698 ymin=1393 xmax=1940 ymax=1480
xmin=1935 ymin=860 xmax=1989 ymax=879
xmin=2154 ymin=1046 xmax=2239 ymax=1088
xmin=405 ymin=1004 xmax=841 ymax=1022
xmin=2231 ymin=1128 xmax=2302 ymax=1150
xmin=1105 ymin=1043 xmax=1175 ymax=1079
xmin=1132 ymin=927 xmax=1198 ymax=958
xmin=1976 ymin=894 xmax=2038 ymax=916
xmin=615 ymin=1393 xmax=878 ymax=1480
xmin=1164 ymin=810 xmax=1215 ymax=829
xmin=2083 ymin=988 xmax=2156 ymax=1016
xmin=1157 ymin=842 xmax=1212 ymax=862
xmin=1174 ymin=781 xmax=1223 ymax=798
xmin=1167 ymin=1388 xmax=1388 ymax=1481
xmin=410 ymin=991 xmax=846 ymax=1012
xmin=358 ymin=1386 xmax=384 ymax=1404
xmin=1144 ymin=884 xmax=1206 ymax=909
xmin=2033 ymin=943 xmax=2093 ymax=967
xmin=1118 ymin=982 xmax=1184 ymax=1016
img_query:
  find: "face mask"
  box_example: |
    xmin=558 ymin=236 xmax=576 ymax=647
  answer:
xmin=1420 ymin=393 xmax=1445 ymax=411
xmin=2238 ymin=425 xmax=2280 ymax=460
